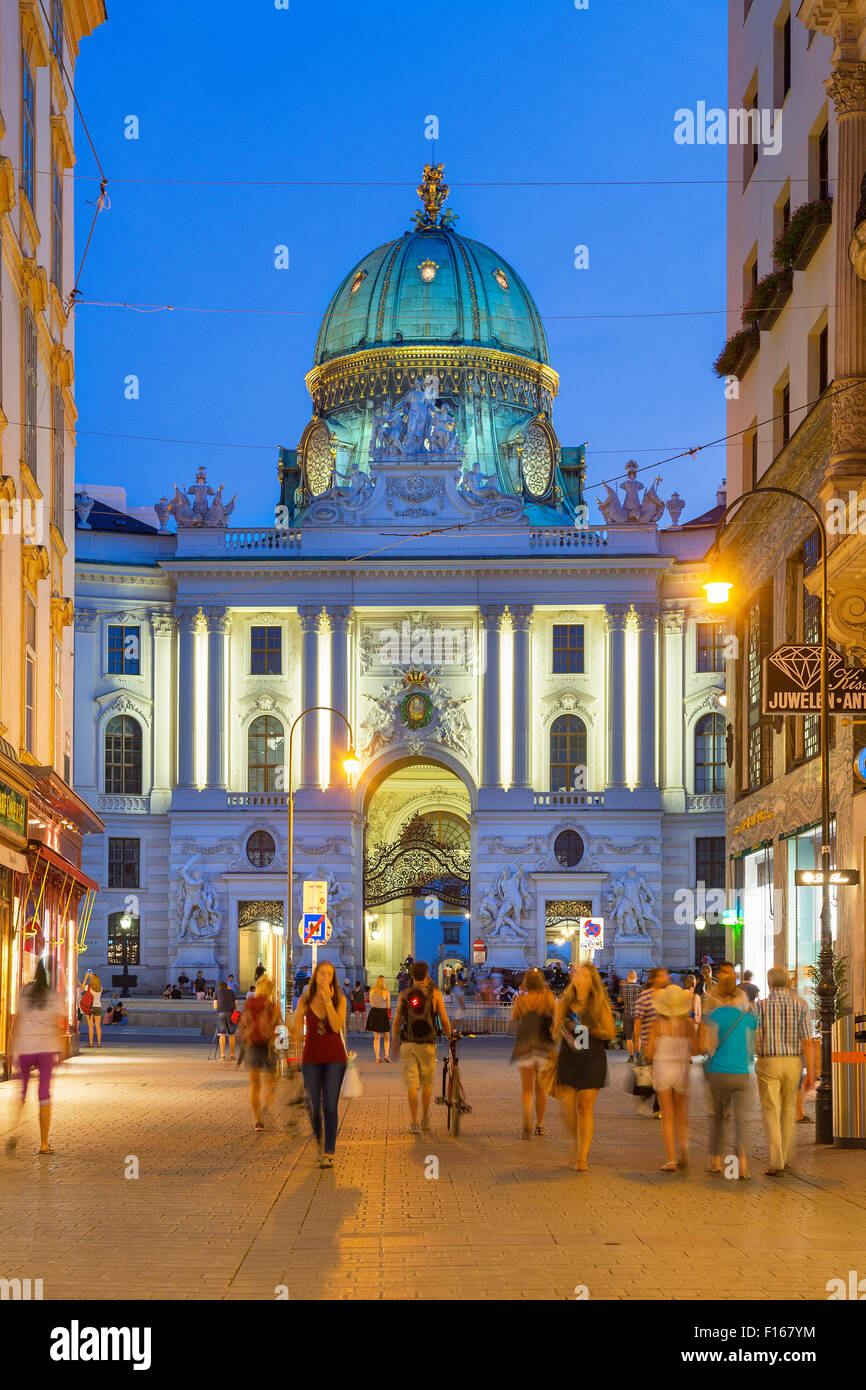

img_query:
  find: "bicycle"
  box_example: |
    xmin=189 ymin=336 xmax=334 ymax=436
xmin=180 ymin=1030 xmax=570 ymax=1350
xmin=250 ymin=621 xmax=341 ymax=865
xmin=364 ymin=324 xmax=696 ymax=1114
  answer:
xmin=435 ymin=1029 xmax=473 ymax=1136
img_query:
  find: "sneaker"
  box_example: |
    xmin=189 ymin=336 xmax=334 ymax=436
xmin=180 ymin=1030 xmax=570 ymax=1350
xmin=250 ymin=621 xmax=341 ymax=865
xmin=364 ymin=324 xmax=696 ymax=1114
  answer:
xmin=254 ymin=1121 xmax=265 ymax=1132
xmin=320 ymin=1154 xmax=334 ymax=1169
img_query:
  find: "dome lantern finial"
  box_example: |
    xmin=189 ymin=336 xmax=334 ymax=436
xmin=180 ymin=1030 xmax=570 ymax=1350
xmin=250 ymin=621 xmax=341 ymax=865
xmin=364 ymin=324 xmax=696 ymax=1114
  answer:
xmin=412 ymin=163 xmax=456 ymax=229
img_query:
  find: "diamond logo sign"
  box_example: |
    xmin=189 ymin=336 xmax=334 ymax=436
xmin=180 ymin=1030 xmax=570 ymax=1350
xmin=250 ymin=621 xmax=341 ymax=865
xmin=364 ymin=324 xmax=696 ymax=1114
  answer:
xmin=763 ymin=645 xmax=866 ymax=714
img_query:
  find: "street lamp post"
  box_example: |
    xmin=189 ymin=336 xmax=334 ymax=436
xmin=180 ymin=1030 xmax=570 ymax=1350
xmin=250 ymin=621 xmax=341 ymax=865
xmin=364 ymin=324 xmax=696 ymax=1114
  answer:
xmin=703 ymin=484 xmax=835 ymax=1144
xmin=284 ymin=706 xmax=360 ymax=1023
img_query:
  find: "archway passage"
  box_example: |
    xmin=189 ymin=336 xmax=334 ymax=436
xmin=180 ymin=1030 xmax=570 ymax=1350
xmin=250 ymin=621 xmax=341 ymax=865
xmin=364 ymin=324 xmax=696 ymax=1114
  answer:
xmin=363 ymin=763 xmax=471 ymax=987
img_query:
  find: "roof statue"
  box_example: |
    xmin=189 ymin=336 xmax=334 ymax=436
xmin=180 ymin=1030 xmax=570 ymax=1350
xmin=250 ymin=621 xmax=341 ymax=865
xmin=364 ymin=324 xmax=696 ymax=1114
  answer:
xmin=411 ymin=163 xmax=458 ymax=230
xmin=168 ymin=466 xmax=237 ymax=528
xmin=370 ymin=373 xmax=462 ymax=461
xmin=597 ymin=460 xmax=666 ymax=525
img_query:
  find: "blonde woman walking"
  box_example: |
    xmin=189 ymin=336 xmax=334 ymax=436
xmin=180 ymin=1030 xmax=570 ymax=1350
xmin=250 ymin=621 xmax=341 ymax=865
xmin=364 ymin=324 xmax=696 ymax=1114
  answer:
xmin=366 ymin=975 xmax=391 ymax=1062
xmin=554 ymin=963 xmax=615 ymax=1171
xmin=644 ymin=984 xmax=700 ymax=1171
xmin=239 ymin=974 xmax=282 ymax=1132
xmin=510 ymin=969 xmax=556 ymax=1137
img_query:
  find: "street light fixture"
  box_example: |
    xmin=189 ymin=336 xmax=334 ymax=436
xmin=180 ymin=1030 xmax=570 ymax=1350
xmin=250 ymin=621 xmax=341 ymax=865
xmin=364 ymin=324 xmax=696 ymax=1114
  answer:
xmin=704 ymin=483 xmax=836 ymax=1145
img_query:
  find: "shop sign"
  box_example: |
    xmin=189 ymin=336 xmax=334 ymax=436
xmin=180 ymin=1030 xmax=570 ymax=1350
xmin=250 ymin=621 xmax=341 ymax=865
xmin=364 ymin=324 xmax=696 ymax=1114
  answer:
xmin=0 ymin=780 xmax=28 ymax=841
xmin=763 ymin=645 xmax=866 ymax=714
xmin=794 ymin=868 xmax=859 ymax=888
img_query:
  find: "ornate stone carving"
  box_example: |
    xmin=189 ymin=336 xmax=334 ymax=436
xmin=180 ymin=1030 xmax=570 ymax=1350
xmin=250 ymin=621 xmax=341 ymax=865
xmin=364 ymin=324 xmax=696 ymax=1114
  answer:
xmin=633 ymin=603 xmax=658 ymax=629
xmin=511 ymin=604 xmax=533 ymax=632
xmin=826 ymin=63 xmax=866 ymax=118
xmin=360 ymin=666 xmax=473 ymax=760
xmin=176 ymin=854 xmax=222 ymax=941
xmin=603 ymin=603 xmax=630 ymax=631
xmin=74 ymin=492 xmax=94 ymax=529
xmin=660 ymin=609 xmax=685 ymax=634
xmin=477 ymin=864 xmax=535 ymax=942
xmin=606 ymin=867 xmax=661 ymax=940
xmin=306 ymin=469 xmax=375 ymax=524
xmin=324 ymin=605 xmax=352 ymax=633
xmin=169 ymin=466 xmax=236 ymax=527
xmin=22 ymin=544 xmax=49 ymax=593
xmin=205 ymin=607 xmax=230 ymax=634
xmin=176 ymin=606 xmax=200 ymax=633
xmin=385 ymin=475 xmax=446 ymax=516
xmin=371 ymin=375 xmax=461 ymax=460
xmin=151 ymin=614 xmax=174 ymax=639
xmin=597 ymin=460 xmax=665 ymax=525
xmin=831 ymin=377 xmax=866 ymax=457
xmin=297 ymin=606 xmax=321 ymax=633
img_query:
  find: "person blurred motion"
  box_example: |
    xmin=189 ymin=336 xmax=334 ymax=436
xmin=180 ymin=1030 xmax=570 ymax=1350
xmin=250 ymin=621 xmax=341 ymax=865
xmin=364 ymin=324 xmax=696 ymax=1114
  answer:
xmin=214 ymin=979 xmax=238 ymax=1060
xmin=553 ymin=963 xmax=615 ymax=1171
xmin=510 ymin=969 xmax=556 ymax=1137
xmin=644 ymin=984 xmax=700 ymax=1171
xmin=699 ymin=962 xmax=756 ymax=1179
xmin=239 ymin=975 xmax=281 ymax=1131
xmin=7 ymin=959 xmax=66 ymax=1156
xmin=366 ymin=976 xmax=391 ymax=1062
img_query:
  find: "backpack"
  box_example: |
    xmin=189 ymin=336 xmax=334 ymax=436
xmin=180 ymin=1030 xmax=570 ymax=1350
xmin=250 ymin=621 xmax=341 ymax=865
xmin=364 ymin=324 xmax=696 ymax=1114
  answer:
xmin=80 ymin=990 xmax=93 ymax=1016
xmin=400 ymin=982 xmax=438 ymax=1044
xmin=247 ymin=1000 xmax=276 ymax=1045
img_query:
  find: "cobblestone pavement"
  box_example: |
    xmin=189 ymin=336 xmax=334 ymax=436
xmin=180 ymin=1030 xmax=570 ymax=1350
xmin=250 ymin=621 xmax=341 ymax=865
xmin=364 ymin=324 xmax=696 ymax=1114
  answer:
xmin=1 ymin=1033 xmax=865 ymax=1301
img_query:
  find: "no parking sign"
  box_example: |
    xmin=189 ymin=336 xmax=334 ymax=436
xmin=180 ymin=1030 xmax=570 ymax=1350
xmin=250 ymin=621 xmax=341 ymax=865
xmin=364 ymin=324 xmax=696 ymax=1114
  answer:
xmin=579 ymin=917 xmax=604 ymax=952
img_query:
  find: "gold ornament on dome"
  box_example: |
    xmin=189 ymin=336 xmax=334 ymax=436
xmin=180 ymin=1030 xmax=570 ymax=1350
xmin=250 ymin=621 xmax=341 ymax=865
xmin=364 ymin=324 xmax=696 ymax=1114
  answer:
xmin=418 ymin=259 xmax=439 ymax=284
xmin=493 ymin=267 xmax=509 ymax=291
xmin=414 ymin=163 xmax=449 ymax=227
xmin=350 ymin=269 xmax=367 ymax=295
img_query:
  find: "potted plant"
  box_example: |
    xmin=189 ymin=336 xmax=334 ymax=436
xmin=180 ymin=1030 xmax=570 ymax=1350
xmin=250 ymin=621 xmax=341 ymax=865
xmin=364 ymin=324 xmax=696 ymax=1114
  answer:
xmin=741 ymin=267 xmax=794 ymax=330
xmin=773 ymin=198 xmax=833 ymax=272
xmin=713 ymin=325 xmax=760 ymax=379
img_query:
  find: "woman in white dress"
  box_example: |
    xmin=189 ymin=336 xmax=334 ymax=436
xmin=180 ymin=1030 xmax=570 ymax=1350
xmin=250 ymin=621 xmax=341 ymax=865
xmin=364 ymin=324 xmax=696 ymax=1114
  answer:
xmin=644 ymin=984 xmax=700 ymax=1171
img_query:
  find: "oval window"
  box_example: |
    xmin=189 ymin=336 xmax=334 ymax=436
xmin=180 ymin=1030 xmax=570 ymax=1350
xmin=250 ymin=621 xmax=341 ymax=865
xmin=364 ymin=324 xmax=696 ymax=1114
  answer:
xmin=554 ymin=830 xmax=584 ymax=868
xmin=246 ymin=830 xmax=276 ymax=869
xmin=522 ymin=420 xmax=552 ymax=498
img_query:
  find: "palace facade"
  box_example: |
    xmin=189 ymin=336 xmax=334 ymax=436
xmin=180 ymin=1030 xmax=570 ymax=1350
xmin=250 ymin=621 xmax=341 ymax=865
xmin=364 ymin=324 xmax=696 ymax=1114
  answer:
xmin=72 ymin=168 xmax=727 ymax=993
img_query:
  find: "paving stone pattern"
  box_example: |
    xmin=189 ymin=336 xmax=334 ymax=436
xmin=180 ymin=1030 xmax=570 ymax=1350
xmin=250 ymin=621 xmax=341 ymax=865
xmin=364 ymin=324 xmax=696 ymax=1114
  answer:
xmin=2 ymin=1034 xmax=865 ymax=1301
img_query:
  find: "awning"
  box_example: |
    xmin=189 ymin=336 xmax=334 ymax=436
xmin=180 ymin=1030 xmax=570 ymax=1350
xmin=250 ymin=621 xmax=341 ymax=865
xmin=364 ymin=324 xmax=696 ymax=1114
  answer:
xmin=28 ymin=843 xmax=98 ymax=893
xmin=0 ymin=842 xmax=28 ymax=874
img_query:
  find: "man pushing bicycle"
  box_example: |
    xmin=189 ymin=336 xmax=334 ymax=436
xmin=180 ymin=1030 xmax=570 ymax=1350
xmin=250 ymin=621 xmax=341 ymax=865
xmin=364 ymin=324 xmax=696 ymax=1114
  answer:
xmin=391 ymin=961 xmax=452 ymax=1135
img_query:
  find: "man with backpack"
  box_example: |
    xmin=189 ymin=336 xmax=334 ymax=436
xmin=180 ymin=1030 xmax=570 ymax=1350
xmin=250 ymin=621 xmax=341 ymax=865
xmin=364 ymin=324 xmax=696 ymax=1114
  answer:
xmin=391 ymin=960 xmax=452 ymax=1134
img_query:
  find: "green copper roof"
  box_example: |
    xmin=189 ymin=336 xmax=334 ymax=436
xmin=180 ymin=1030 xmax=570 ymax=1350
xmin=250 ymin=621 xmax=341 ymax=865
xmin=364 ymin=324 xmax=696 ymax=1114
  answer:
xmin=314 ymin=225 xmax=549 ymax=367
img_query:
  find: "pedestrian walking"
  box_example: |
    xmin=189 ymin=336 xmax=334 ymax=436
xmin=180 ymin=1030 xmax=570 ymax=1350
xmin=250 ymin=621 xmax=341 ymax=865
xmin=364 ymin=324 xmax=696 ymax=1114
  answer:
xmin=79 ymin=970 xmax=104 ymax=1048
xmin=366 ymin=975 xmax=391 ymax=1062
xmin=293 ymin=960 xmax=348 ymax=1167
xmin=6 ymin=960 xmax=66 ymax=1156
xmin=795 ymin=1028 xmax=819 ymax=1124
xmin=553 ymin=962 xmax=615 ymax=1171
xmin=618 ymin=970 xmax=640 ymax=1060
xmin=350 ymin=981 xmax=366 ymax=1034
xmin=213 ymin=979 xmax=238 ymax=1060
xmin=754 ymin=967 xmax=812 ymax=1174
xmin=741 ymin=970 xmax=760 ymax=1004
xmin=510 ymin=969 xmax=556 ymax=1137
xmin=239 ymin=974 xmax=282 ymax=1132
xmin=631 ymin=967 xmax=670 ymax=1116
xmin=699 ymin=962 xmax=756 ymax=1178
xmin=644 ymin=984 xmax=700 ymax=1171
xmin=391 ymin=960 xmax=451 ymax=1135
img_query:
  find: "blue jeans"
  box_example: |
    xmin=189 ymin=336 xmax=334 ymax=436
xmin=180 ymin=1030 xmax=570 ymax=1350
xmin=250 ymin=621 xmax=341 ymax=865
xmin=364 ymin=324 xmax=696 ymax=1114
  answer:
xmin=302 ymin=1061 xmax=346 ymax=1154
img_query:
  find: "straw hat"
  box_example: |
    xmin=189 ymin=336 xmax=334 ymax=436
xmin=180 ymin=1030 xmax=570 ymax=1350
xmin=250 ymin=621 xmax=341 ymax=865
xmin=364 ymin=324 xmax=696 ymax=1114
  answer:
xmin=654 ymin=984 xmax=692 ymax=1018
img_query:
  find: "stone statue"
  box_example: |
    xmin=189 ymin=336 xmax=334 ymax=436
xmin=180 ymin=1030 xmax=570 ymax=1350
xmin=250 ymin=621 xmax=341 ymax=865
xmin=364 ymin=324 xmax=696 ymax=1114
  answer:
xmin=204 ymin=482 xmax=237 ymax=525
xmin=313 ymin=863 xmax=352 ymax=936
xmin=598 ymin=460 xmax=666 ymax=526
xmin=74 ymin=492 xmax=94 ymax=529
xmin=176 ymin=854 xmax=222 ymax=940
xmin=403 ymin=380 xmax=429 ymax=455
xmin=478 ymin=864 xmax=534 ymax=941
xmin=360 ymin=689 xmax=397 ymax=752
xmin=153 ymin=497 xmax=172 ymax=532
xmin=370 ymin=377 xmax=463 ymax=460
xmin=170 ymin=467 xmax=236 ymax=528
xmin=666 ymin=492 xmax=685 ymax=526
xmin=427 ymin=403 xmax=459 ymax=455
xmin=607 ymin=866 xmax=661 ymax=940
xmin=431 ymin=687 xmax=473 ymax=759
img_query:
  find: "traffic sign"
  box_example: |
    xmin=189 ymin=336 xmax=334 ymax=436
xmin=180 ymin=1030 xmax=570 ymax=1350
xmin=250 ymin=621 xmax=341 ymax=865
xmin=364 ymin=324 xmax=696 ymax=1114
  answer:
xmin=579 ymin=916 xmax=604 ymax=951
xmin=303 ymin=879 xmax=328 ymax=915
xmin=763 ymin=645 xmax=866 ymax=715
xmin=794 ymin=868 xmax=860 ymax=888
xmin=856 ymin=747 xmax=866 ymax=785
xmin=473 ymin=937 xmax=486 ymax=964
xmin=298 ymin=913 xmax=332 ymax=944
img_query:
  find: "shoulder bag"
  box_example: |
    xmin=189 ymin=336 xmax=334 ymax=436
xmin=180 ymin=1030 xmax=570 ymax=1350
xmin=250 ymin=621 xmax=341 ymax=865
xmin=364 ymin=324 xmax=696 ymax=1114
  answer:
xmin=340 ymin=1030 xmax=363 ymax=1098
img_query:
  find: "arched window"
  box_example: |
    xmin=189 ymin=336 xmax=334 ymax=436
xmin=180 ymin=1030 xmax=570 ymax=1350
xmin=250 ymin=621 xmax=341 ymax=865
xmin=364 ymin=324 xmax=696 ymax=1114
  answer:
xmin=419 ymin=810 xmax=471 ymax=851
xmin=554 ymin=830 xmax=584 ymax=867
xmin=549 ymin=714 xmax=587 ymax=793
xmin=107 ymin=910 xmax=140 ymax=966
xmin=695 ymin=714 xmax=726 ymax=793
xmin=248 ymin=716 xmax=284 ymax=794
xmin=104 ymin=715 xmax=142 ymax=794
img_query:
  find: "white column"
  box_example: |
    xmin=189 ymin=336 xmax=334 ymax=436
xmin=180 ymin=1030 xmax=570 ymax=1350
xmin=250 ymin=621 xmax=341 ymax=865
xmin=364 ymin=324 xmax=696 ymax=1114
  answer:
xmin=605 ymin=604 xmax=628 ymax=789
xmin=205 ymin=608 xmax=229 ymax=790
xmin=176 ymin=606 xmax=198 ymax=789
xmin=660 ymin=610 xmax=685 ymax=791
xmin=635 ymin=603 xmax=657 ymax=788
xmin=72 ymin=609 xmax=98 ymax=790
xmin=480 ymin=604 xmax=505 ymax=789
xmin=511 ymin=604 xmax=532 ymax=789
xmin=151 ymin=614 xmax=173 ymax=795
xmin=298 ymin=606 xmax=320 ymax=789
xmin=327 ymin=605 xmax=351 ymax=786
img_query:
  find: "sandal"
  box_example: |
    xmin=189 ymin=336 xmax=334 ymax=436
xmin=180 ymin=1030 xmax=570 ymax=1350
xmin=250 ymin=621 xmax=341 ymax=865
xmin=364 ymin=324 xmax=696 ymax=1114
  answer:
xmin=706 ymin=1159 xmax=722 ymax=1174
xmin=254 ymin=1121 xmax=265 ymax=1132
xmin=37 ymin=1145 xmax=55 ymax=1155
xmin=535 ymin=1125 xmax=544 ymax=1136
xmin=660 ymin=1161 xmax=678 ymax=1172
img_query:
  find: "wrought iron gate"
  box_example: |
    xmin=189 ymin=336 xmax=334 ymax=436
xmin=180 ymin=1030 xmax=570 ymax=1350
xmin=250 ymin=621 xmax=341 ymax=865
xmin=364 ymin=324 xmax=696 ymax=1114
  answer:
xmin=364 ymin=812 xmax=470 ymax=910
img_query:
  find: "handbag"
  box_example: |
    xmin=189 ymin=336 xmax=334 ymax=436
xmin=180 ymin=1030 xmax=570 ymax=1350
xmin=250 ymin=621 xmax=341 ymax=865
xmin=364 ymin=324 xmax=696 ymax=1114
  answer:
xmin=538 ymin=1050 xmax=559 ymax=1095
xmin=230 ymin=1008 xmax=240 ymax=1024
xmin=340 ymin=1031 xmax=364 ymax=1098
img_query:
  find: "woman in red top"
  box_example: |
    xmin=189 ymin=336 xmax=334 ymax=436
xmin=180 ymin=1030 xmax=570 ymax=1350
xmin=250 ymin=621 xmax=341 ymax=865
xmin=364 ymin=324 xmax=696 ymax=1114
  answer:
xmin=292 ymin=960 xmax=347 ymax=1168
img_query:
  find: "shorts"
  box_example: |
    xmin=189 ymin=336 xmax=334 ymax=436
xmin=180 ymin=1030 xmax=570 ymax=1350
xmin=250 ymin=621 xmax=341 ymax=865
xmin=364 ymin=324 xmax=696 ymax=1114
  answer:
xmin=18 ymin=1052 xmax=55 ymax=1106
xmin=245 ymin=1042 xmax=275 ymax=1071
xmin=400 ymin=1042 xmax=436 ymax=1089
xmin=90 ymin=1007 xmax=103 ymax=1018
xmin=216 ymin=1012 xmax=235 ymax=1036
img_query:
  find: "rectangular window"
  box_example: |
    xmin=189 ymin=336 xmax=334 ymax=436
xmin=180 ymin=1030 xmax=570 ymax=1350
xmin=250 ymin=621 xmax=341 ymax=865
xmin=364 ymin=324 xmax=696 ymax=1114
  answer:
xmin=53 ymin=387 xmax=64 ymax=533
xmin=108 ymin=837 xmax=140 ymax=889
xmin=802 ymin=530 xmax=821 ymax=761
xmin=751 ymin=427 xmax=759 ymax=488
xmin=818 ymin=325 xmax=829 ymax=395
xmin=54 ymin=639 xmax=62 ymax=770
xmin=51 ymin=162 xmax=63 ymax=291
xmin=51 ymin=0 xmax=64 ymax=65
xmin=107 ymin=624 xmax=141 ymax=675
xmin=695 ymin=836 xmax=726 ymax=888
xmin=818 ymin=124 xmax=829 ymax=202
xmin=697 ymin=623 xmax=726 ymax=673
xmin=442 ymin=925 xmax=460 ymax=945
xmin=250 ymin=625 xmax=282 ymax=675
xmin=552 ymin=624 xmax=584 ymax=674
xmin=107 ymin=912 xmax=140 ymax=967
xmin=24 ymin=595 xmax=36 ymax=753
xmin=21 ymin=53 xmax=35 ymax=207
xmin=746 ymin=590 xmax=773 ymax=790
xmin=743 ymin=74 xmax=759 ymax=185
xmin=782 ymin=15 xmax=791 ymax=99
xmin=23 ymin=310 xmax=37 ymax=475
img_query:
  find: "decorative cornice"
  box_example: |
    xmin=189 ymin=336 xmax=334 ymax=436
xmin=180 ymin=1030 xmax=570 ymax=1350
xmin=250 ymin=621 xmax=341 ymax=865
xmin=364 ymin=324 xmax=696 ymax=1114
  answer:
xmin=176 ymin=606 xmax=200 ymax=633
xmin=325 ymin=605 xmax=352 ymax=633
xmin=204 ymin=606 xmax=230 ymax=634
xmin=297 ymin=605 xmax=321 ymax=633
xmin=510 ymin=604 xmax=534 ymax=632
xmin=479 ymin=603 xmax=507 ymax=627
xmin=50 ymin=595 xmax=74 ymax=635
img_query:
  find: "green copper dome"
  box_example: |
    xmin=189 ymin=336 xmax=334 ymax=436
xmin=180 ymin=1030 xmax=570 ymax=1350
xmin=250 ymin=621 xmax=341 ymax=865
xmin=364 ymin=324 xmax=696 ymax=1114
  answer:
xmin=314 ymin=224 xmax=549 ymax=367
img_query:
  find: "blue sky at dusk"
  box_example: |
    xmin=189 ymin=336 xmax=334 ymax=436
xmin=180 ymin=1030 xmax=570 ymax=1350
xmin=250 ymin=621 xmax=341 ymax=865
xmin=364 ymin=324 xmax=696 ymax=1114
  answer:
xmin=73 ymin=0 xmax=728 ymax=527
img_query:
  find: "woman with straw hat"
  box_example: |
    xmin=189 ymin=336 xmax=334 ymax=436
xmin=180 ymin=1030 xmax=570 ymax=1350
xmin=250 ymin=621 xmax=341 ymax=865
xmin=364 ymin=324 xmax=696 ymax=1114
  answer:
xmin=644 ymin=984 xmax=699 ymax=1171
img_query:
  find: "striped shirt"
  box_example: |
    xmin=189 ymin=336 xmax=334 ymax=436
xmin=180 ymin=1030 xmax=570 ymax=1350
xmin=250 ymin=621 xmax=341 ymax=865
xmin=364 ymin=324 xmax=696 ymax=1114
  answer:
xmin=619 ymin=981 xmax=640 ymax=1016
xmin=633 ymin=987 xmax=658 ymax=1051
xmin=755 ymin=988 xmax=811 ymax=1057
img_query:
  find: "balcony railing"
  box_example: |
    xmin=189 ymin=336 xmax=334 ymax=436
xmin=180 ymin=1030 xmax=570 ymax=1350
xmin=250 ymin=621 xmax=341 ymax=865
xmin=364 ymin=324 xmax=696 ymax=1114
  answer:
xmin=227 ymin=792 xmax=289 ymax=808
xmin=97 ymin=794 xmax=150 ymax=813
xmin=224 ymin=528 xmax=302 ymax=552
xmin=529 ymin=527 xmax=608 ymax=550
xmin=533 ymin=791 xmax=605 ymax=808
